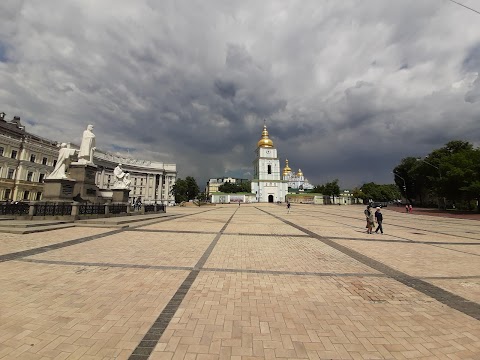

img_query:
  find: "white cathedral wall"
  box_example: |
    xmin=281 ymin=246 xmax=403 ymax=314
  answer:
xmin=251 ymin=181 xmax=288 ymax=202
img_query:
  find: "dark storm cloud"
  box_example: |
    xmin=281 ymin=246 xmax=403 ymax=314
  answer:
xmin=1 ymin=0 xmax=480 ymax=188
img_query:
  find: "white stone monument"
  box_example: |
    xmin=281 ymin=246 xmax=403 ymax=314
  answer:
xmin=112 ymin=164 xmax=131 ymax=190
xmin=46 ymin=143 xmax=77 ymax=180
xmin=75 ymin=124 xmax=96 ymax=165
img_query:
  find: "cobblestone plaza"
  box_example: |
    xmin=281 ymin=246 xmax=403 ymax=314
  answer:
xmin=1 ymin=204 xmax=479 ymax=359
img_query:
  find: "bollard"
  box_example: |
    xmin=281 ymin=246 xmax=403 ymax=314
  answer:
xmin=28 ymin=202 xmax=36 ymax=216
xmin=71 ymin=202 xmax=79 ymax=217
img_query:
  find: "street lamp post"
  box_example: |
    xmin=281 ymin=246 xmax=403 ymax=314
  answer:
xmin=417 ymin=158 xmax=445 ymax=210
xmin=393 ymin=172 xmax=407 ymax=204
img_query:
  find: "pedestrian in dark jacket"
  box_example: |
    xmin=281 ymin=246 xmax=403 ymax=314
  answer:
xmin=375 ymin=207 xmax=383 ymax=234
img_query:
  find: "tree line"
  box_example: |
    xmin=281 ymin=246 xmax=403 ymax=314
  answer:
xmin=170 ymin=140 xmax=480 ymax=211
xmin=393 ymin=140 xmax=480 ymax=210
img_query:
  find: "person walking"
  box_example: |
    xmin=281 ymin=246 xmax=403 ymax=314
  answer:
xmin=287 ymin=202 xmax=291 ymax=214
xmin=364 ymin=205 xmax=374 ymax=234
xmin=374 ymin=207 xmax=383 ymax=234
xmin=405 ymin=204 xmax=409 ymax=213
xmin=409 ymin=204 xmax=413 ymax=213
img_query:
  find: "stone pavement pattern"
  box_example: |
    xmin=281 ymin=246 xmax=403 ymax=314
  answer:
xmin=0 ymin=204 xmax=479 ymax=359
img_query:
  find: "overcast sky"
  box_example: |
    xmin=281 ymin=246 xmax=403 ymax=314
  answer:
xmin=1 ymin=0 xmax=480 ymax=189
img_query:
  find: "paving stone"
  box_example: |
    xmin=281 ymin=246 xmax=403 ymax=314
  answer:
xmin=0 ymin=204 xmax=479 ymax=360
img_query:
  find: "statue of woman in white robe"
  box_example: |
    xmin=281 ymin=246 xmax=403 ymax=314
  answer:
xmin=46 ymin=143 xmax=78 ymax=179
xmin=77 ymin=124 xmax=96 ymax=164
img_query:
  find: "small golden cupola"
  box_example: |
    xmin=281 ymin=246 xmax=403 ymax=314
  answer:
xmin=283 ymin=159 xmax=292 ymax=176
xmin=296 ymin=168 xmax=304 ymax=177
xmin=257 ymin=123 xmax=274 ymax=148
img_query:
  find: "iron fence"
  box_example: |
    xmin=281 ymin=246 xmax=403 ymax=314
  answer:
xmin=109 ymin=204 xmax=127 ymax=214
xmin=79 ymin=204 xmax=106 ymax=215
xmin=144 ymin=204 xmax=166 ymax=213
xmin=34 ymin=203 xmax=72 ymax=216
xmin=0 ymin=202 xmax=30 ymax=215
xmin=144 ymin=204 xmax=154 ymax=212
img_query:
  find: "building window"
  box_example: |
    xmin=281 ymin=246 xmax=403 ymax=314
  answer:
xmin=36 ymin=192 xmax=42 ymax=201
xmin=0 ymin=147 xmax=4 ymax=156
xmin=11 ymin=150 xmax=17 ymax=159
xmin=4 ymin=189 xmax=11 ymax=200
xmin=42 ymin=157 xmax=48 ymax=165
xmin=27 ymin=172 xmax=33 ymax=181
xmin=30 ymin=154 xmax=36 ymax=163
xmin=39 ymin=173 xmax=45 ymax=183
xmin=23 ymin=191 xmax=30 ymax=200
xmin=268 ymin=165 xmax=272 ymax=174
xmin=53 ymin=159 xmax=57 ymax=167
xmin=7 ymin=169 xmax=14 ymax=179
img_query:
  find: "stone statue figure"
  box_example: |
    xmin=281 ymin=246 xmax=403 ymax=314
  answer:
xmin=77 ymin=124 xmax=96 ymax=164
xmin=46 ymin=143 xmax=78 ymax=179
xmin=112 ymin=163 xmax=131 ymax=189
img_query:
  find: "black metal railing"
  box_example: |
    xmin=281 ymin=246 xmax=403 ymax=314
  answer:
xmin=109 ymin=204 xmax=127 ymax=214
xmin=79 ymin=204 xmax=106 ymax=215
xmin=144 ymin=204 xmax=166 ymax=213
xmin=144 ymin=204 xmax=154 ymax=212
xmin=34 ymin=203 xmax=72 ymax=216
xmin=0 ymin=201 xmax=166 ymax=217
xmin=0 ymin=202 xmax=30 ymax=215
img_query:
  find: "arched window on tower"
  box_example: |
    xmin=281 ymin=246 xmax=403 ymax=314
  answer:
xmin=268 ymin=165 xmax=272 ymax=174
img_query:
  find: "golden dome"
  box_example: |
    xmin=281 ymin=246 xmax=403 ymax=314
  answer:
xmin=257 ymin=123 xmax=274 ymax=148
xmin=296 ymin=168 xmax=303 ymax=177
xmin=283 ymin=159 xmax=292 ymax=176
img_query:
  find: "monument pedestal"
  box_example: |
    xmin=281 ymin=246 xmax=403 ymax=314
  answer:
xmin=43 ymin=178 xmax=76 ymax=201
xmin=69 ymin=163 xmax=103 ymax=203
xmin=111 ymin=189 xmax=130 ymax=203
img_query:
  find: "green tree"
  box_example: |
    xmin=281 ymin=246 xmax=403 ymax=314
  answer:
xmin=352 ymin=187 xmax=367 ymax=201
xmin=380 ymin=184 xmax=401 ymax=201
xmin=322 ymin=179 xmax=340 ymax=203
xmin=393 ymin=157 xmax=423 ymax=205
xmin=393 ymin=140 xmax=480 ymax=210
xmin=171 ymin=176 xmax=200 ymax=203
xmin=185 ymin=176 xmax=200 ymax=200
xmin=360 ymin=183 xmax=400 ymax=202
xmin=324 ymin=179 xmax=340 ymax=196
xmin=238 ymin=181 xmax=251 ymax=192
xmin=438 ymin=146 xmax=480 ymax=210
xmin=218 ymin=181 xmax=251 ymax=193
xmin=218 ymin=182 xmax=239 ymax=193
xmin=171 ymin=178 xmax=188 ymax=203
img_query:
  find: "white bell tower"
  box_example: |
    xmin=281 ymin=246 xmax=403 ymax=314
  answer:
xmin=251 ymin=122 xmax=288 ymax=203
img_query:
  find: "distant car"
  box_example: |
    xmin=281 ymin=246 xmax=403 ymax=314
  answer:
xmin=370 ymin=202 xmax=388 ymax=208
